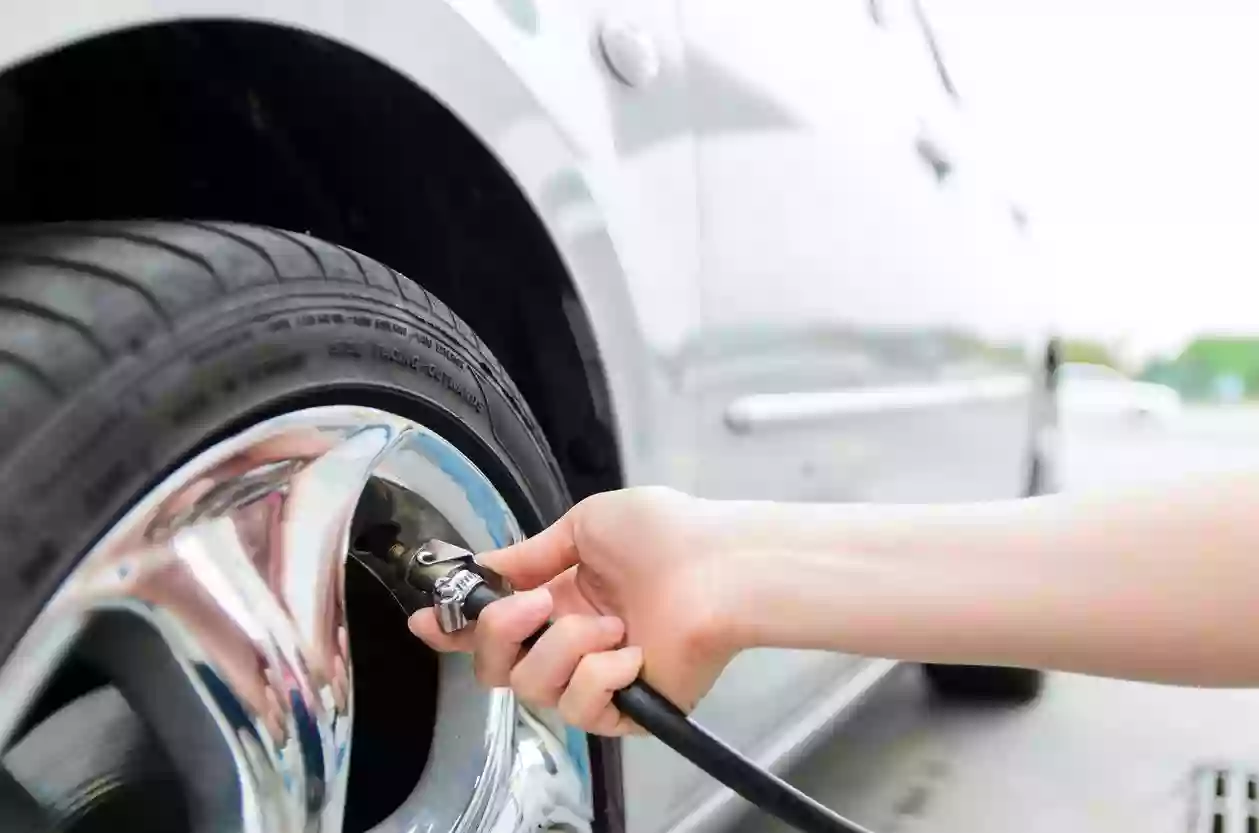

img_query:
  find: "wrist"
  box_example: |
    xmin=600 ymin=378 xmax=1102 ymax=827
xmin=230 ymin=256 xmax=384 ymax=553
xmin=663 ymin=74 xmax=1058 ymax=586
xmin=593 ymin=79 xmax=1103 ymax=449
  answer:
xmin=654 ymin=495 xmax=782 ymax=656
xmin=703 ymin=500 xmax=997 ymax=656
xmin=679 ymin=498 xmax=881 ymax=653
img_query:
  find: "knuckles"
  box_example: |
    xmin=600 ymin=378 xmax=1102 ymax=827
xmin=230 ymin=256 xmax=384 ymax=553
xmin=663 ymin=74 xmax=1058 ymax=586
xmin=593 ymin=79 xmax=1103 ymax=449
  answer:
xmin=509 ymin=664 xmax=560 ymax=708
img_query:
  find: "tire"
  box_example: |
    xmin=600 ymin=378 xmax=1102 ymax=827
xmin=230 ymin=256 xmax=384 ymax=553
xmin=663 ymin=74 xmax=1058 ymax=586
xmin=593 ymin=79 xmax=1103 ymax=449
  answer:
xmin=921 ymin=663 xmax=1044 ymax=705
xmin=0 ymin=219 xmax=564 ymax=646
xmin=0 ymin=220 xmax=618 ymax=829
xmin=921 ymin=380 xmax=1052 ymax=707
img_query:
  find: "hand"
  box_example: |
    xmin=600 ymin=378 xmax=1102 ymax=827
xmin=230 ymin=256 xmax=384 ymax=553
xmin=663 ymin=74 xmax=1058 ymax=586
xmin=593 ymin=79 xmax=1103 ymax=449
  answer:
xmin=410 ymin=487 xmax=744 ymax=735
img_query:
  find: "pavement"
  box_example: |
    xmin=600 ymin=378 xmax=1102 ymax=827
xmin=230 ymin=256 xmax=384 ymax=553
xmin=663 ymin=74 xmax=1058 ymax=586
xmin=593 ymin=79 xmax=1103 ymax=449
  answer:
xmin=733 ymin=406 xmax=1259 ymax=833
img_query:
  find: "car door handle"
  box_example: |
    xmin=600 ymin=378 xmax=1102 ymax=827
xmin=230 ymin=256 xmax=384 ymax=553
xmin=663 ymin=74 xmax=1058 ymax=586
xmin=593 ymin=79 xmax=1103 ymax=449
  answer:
xmin=724 ymin=377 xmax=1030 ymax=433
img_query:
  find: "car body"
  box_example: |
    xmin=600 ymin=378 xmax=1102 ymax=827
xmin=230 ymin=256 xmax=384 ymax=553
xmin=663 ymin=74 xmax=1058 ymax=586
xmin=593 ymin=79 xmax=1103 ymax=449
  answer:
xmin=0 ymin=3 xmax=1055 ymax=833
xmin=1058 ymin=362 xmax=1182 ymax=423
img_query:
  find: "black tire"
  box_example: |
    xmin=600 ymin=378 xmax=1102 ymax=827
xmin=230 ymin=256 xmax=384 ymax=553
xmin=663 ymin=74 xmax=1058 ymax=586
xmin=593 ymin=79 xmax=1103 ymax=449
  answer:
xmin=0 ymin=220 xmax=567 ymax=649
xmin=0 ymin=220 xmax=621 ymax=826
xmin=921 ymin=663 xmax=1044 ymax=705
xmin=4 ymin=687 xmax=186 ymax=833
xmin=921 ymin=375 xmax=1052 ymax=706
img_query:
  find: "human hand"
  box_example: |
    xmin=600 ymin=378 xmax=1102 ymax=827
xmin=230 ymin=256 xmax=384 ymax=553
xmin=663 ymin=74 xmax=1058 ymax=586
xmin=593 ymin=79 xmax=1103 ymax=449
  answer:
xmin=409 ymin=487 xmax=744 ymax=735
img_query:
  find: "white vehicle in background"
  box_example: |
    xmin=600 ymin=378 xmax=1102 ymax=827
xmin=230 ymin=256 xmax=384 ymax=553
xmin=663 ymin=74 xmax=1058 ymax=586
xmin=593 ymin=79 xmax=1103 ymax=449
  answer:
xmin=0 ymin=3 xmax=1057 ymax=833
xmin=1058 ymin=362 xmax=1183 ymax=422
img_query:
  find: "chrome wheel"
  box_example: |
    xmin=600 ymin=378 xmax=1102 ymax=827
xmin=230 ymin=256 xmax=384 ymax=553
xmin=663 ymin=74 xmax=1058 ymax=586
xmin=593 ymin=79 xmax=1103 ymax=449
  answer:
xmin=0 ymin=406 xmax=593 ymax=833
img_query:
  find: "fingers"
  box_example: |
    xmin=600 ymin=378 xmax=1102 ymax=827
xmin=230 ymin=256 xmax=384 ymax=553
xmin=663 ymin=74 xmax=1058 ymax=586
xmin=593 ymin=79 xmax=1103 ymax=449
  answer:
xmin=408 ymin=608 xmax=477 ymax=652
xmin=557 ymin=646 xmax=645 ymax=735
xmin=509 ymin=615 xmax=625 ymax=708
xmin=471 ymin=588 xmax=554 ymax=685
xmin=408 ymin=587 xmax=553 ymax=669
xmin=479 ymin=511 xmax=580 ymax=590
xmin=410 ymin=589 xmax=644 ymax=737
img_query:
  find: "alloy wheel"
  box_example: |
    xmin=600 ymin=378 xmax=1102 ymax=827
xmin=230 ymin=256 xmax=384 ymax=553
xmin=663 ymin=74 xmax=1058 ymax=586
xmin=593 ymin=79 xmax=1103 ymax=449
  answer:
xmin=0 ymin=406 xmax=593 ymax=833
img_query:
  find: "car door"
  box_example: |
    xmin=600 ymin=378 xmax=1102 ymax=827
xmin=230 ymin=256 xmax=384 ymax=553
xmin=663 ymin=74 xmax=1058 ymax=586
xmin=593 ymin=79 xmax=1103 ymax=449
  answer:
xmin=681 ymin=0 xmax=1039 ymax=501
xmin=621 ymin=4 xmax=1043 ymax=833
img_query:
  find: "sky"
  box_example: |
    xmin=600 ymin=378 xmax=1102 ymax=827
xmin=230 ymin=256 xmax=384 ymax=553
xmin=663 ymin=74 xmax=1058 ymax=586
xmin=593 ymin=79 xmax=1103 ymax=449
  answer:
xmin=927 ymin=1 xmax=1259 ymax=360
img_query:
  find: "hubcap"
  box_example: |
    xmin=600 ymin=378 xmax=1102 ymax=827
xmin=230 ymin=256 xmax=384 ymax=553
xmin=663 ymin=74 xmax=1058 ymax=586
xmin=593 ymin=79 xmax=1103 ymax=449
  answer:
xmin=0 ymin=406 xmax=593 ymax=833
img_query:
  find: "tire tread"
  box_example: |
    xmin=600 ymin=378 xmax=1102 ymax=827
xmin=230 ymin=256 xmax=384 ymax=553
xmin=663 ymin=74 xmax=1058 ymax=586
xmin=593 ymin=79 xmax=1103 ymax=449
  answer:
xmin=0 ymin=252 xmax=174 ymax=326
xmin=0 ymin=220 xmax=555 ymax=486
xmin=0 ymin=350 xmax=62 ymax=396
xmin=267 ymin=227 xmax=328 ymax=278
xmin=0 ymin=297 xmax=110 ymax=358
xmin=336 ymin=243 xmax=371 ymax=284
xmin=177 ymin=220 xmax=283 ymax=282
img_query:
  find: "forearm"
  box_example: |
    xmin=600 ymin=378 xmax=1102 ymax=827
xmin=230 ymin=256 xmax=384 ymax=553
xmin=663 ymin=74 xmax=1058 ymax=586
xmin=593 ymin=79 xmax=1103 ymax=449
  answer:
xmin=710 ymin=473 xmax=1259 ymax=686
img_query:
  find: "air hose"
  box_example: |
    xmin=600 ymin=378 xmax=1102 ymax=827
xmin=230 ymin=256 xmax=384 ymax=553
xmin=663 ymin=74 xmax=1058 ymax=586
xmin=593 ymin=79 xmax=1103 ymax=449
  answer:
xmin=351 ymin=537 xmax=875 ymax=833
xmin=460 ymin=581 xmax=874 ymax=833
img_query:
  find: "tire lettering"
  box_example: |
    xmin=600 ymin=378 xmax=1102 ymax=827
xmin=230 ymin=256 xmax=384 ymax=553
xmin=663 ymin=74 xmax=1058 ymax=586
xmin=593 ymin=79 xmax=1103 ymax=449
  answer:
xmin=434 ymin=341 xmax=466 ymax=371
xmin=371 ymin=343 xmax=483 ymax=412
xmin=329 ymin=341 xmax=363 ymax=359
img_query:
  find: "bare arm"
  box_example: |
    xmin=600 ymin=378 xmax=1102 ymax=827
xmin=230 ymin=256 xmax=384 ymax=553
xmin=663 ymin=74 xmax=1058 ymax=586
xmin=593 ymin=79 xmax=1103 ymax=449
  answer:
xmin=412 ymin=477 xmax=1259 ymax=737
xmin=724 ymin=472 xmax=1259 ymax=685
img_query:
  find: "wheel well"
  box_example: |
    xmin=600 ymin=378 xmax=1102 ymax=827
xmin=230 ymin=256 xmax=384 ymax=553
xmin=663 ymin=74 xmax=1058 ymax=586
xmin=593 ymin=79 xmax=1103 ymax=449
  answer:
xmin=0 ymin=19 xmax=621 ymax=501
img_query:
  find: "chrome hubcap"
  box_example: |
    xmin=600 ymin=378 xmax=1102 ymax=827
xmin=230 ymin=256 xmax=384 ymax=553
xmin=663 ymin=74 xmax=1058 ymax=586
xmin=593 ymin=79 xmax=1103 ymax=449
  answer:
xmin=0 ymin=406 xmax=593 ymax=833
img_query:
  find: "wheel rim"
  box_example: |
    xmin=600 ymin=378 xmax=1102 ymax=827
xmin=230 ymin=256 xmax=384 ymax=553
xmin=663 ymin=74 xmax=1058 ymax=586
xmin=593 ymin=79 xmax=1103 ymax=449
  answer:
xmin=0 ymin=406 xmax=593 ymax=833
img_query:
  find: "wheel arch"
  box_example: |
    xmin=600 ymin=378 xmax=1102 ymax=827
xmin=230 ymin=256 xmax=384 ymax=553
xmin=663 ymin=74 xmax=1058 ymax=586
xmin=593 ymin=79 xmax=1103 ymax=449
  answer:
xmin=0 ymin=7 xmax=646 ymax=502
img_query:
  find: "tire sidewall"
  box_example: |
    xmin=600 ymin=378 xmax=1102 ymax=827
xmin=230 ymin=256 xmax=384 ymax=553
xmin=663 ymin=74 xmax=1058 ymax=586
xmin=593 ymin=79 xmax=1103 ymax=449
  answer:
xmin=0 ymin=281 xmax=569 ymax=659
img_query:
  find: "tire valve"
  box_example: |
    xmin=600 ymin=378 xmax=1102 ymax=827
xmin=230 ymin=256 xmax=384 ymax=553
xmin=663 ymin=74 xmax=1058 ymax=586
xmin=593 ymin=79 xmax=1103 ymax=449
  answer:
xmin=349 ymin=538 xmax=501 ymax=625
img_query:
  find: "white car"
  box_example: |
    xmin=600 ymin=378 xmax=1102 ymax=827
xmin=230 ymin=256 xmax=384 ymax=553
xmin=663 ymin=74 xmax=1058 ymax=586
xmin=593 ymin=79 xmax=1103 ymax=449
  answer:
xmin=1058 ymin=362 xmax=1183 ymax=422
xmin=0 ymin=4 xmax=1056 ymax=833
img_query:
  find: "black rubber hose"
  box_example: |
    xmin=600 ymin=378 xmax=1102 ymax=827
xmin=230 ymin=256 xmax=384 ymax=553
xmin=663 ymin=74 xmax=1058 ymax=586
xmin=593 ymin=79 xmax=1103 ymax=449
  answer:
xmin=461 ymin=583 xmax=874 ymax=833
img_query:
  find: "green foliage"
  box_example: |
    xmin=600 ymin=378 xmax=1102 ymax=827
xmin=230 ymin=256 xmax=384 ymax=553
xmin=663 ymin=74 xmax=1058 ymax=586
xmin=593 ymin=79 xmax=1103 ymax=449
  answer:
xmin=1142 ymin=336 xmax=1259 ymax=400
xmin=1059 ymin=339 xmax=1120 ymax=369
xmin=1178 ymin=336 xmax=1259 ymax=377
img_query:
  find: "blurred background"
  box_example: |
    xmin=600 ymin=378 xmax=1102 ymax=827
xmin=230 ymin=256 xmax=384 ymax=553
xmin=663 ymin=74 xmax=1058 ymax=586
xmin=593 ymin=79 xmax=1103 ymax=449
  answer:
xmin=738 ymin=3 xmax=1259 ymax=832
xmin=927 ymin=0 xmax=1259 ymax=478
xmin=929 ymin=0 xmax=1259 ymax=479
xmin=934 ymin=0 xmax=1259 ymax=390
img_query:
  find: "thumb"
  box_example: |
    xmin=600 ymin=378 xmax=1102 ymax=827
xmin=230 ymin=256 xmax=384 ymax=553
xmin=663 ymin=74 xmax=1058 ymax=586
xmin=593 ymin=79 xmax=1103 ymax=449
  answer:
xmin=478 ymin=508 xmax=580 ymax=589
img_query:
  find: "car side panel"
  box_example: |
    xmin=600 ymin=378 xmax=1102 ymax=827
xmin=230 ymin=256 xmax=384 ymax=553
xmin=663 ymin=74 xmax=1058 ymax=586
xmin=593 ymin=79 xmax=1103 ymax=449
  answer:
xmin=681 ymin=0 xmax=1041 ymax=505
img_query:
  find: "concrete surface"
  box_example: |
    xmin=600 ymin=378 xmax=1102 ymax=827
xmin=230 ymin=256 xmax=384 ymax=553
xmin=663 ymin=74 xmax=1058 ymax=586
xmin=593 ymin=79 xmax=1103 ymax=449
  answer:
xmin=733 ymin=406 xmax=1259 ymax=833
